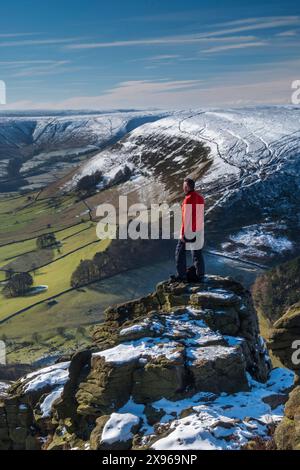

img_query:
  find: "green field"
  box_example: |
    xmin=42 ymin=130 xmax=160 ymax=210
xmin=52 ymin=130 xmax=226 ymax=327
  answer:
xmin=0 ymin=222 xmax=100 ymax=270
xmin=0 ymin=272 xmax=124 ymax=364
xmin=0 ymin=191 xmax=116 ymax=363
xmin=0 ymin=238 xmax=37 ymax=268
xmin=0 ymin=191 xmax=91 ymax=246
xmin=0 ymin=194 xmax=36 ymax=215
xmin=0 ymin=170 xmax=175 ymax=365
xmin=0 ymin=237 xmax=110 ymax=320
xmin=0 ymin=192 xmax=113 ymax=319
xmin=0 ymin=261 xmax=170 ymax=364
xmin=0 ymin=192 xmax=132 ymax=364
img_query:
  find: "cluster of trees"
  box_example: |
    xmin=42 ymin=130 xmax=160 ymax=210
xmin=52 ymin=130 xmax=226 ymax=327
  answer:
xmin=76 ymin=170 xmax=103 ymax=194
xmin=3 ymin=272 xmax=33 ymax=298
xmin=71 ymin=259 xmax=100 ymax=288
xmin=70 ymin=237 xmax=173 ymax=288
xmin=36 ymin=233 xmax=58 ymax=249
xmin=252 ymin=255 xmax=300 ymax=322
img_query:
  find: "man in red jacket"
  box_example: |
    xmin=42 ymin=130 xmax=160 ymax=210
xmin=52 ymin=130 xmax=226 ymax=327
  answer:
xmin=174 ymin=177 xmax=205 ymax=282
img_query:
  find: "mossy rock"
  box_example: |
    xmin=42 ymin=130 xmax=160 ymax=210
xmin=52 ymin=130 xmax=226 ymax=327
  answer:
xmin=188 ymin=345 xmax=249 ymax=394
xmin=132 ymin=353 xmax=185 ymax=403
xmin=269 ymin=303 xmax=300 ymax=376
xmin=76 ymin=356 xmax=137 ymax=416
xmin=274 ymin=386 xmax=300 ymax=450
xmin=89 ymin=415 xmax=110 ymax=450
xmin=144 ymin=404 xmax=165 ymax=426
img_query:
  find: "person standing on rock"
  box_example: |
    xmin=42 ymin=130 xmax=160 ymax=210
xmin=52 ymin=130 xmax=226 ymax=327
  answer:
xmin=173 ymin=177 xmax=205 ymax=282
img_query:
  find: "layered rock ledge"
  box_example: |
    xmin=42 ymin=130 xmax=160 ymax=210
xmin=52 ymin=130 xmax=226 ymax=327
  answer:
xmin=268 ymin=302 xmax=300 ymax=450
xmin=0 ymin=276 xmax=294 ymax=450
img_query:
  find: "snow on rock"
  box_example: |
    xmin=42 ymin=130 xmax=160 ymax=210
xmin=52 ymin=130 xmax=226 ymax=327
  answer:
xmin=93 ymin=337 xmax=181 ymax=365
xmin=101 ymin=413 xmax=140 ymax=445
xmin=186 ymin=344 xmax=240 ymax=363
xmin=119 ymin=318 xmax=163 ymax=337
xmin=195 ymin=289 xmax=237 ymax=301
xmin=22 ymin=361 xmax=70 ymax=393
xmin=223 ymin=335 xmax=244 ymax=347
xmin=119 ymin=324 xmax=147 ymax=336
xmin=230 ymin=228 xmax=292 ymax=252
xmin=0 ymin=381 xmax=10 ymax=398
xmin=99 ymin=367 xmax=293 ymax=450
xmin=148 ymin=368 xmax=295 ymax=450
xmin=40 ymin=386 xmax=64 ymax=418
xmin=97 ymin=311 xmax=224 ymax=362
xmin=162 ymin=314 xmax=223 ymax=346
xmin=0 ymin=276 xmax=293 ymax=450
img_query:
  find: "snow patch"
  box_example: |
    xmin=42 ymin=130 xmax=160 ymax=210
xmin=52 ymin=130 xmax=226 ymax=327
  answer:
xmin=149 ymin=368 xmax=294 ymax=450
xmin=22 ymin=361 xmax=70 ymax=393
xmin=101 ymin=413 xmax=140 ymax=444
xmin=230 ymin=227 xmax=293 ymax=254
xmin=93 ymin=337 xmax=181 ymax=364
xmin=40 ymin=386 xmax=64 ymax=418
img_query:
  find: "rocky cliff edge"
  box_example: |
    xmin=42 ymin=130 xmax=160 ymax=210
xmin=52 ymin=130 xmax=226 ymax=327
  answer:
xmin=0 ymin=276 xmax=294 ymax=450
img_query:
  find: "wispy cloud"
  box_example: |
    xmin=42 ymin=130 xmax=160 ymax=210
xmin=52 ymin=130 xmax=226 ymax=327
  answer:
xmin=192 ymin=16 xmax=300 ymax=36
xmin=0 ymin=37 xmax=82 ymax=48
xmin=0 ymin=79 xmax=201 ymax=110
xmin=0 ymin=32 xmax=39 ymax=38
xmin=65 ymin=34 xmax=259 ymax=49
xmin=276 ymin=30 xmax=298 ymax=37
xmin=215 ymin=16 xmax=299 ymax=26
xmin=2 ymin=13 xmax=299 ymax=110
xmin=132 ymin=37 xmax=259 ymax=63
xmin=66 ymin=16 xmax=300 ymax=50
xmin=0 ymin=60 xmax=68 ymax=68
xmin=11 ymin=61 xmax=71 ymax=77
xmin=203 ymin=41 xmax=268 ymax=53
xmin=2 ymin=73 xmax=294 ymax=111
xmin=145 ymin=54 xmax=181 ymax=61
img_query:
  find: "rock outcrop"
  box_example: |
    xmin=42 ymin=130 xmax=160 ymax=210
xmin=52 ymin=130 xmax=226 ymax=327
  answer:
xmin=1 ymin=276 xmax=293 ymax=451
xmin=274 ymin=385 xmax=300 ymax=450
xmin=268 ymin=302 xmax=300 ymax=382
xmin=252 ymin=256 xmax=300 ymax=324
xmin=268 ymin=302 xmax=300 ymax=449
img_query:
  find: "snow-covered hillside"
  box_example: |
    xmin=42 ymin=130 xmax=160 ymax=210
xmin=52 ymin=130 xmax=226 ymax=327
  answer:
xmin=70 ymin=106 xmax=300 ymax=195
xmin=1 ymin=106 xmax=299 ymax=262
xmin=67 ymin=106 xmax=300 ymax=262
xmin=0 ymin=110 xmax=167 ymax=191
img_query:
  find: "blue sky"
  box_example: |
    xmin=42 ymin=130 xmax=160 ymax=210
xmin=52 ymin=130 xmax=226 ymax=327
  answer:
xmin=0 ymin=0 xmax=300 ymax=109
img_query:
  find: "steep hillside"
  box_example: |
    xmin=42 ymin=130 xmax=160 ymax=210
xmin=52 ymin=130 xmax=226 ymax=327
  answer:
xmin=0 ymin=110 xmax=167 ymax=192
xmin=63 ymin=106 xmax=300 ymax=264
xmin=253 ymin=255 xmax=300 ymax=450
xmin=1 ymin=106 xmax=299 ymax=263
xmin=252 ymin=256 xmax=300 ymax=323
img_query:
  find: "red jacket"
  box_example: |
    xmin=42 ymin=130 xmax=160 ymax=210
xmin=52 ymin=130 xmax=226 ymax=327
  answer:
xmin=180 ymin=190 xmax=205 ymax=240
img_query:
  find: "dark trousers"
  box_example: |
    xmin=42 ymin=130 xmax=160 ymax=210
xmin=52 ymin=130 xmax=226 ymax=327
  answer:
xmin=175 ymin=240 xmax=205 ymax=280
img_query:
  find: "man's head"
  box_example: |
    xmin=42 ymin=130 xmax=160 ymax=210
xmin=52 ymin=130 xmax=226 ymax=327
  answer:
xmin=183 ymin=177 xmax=195 ymax=194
